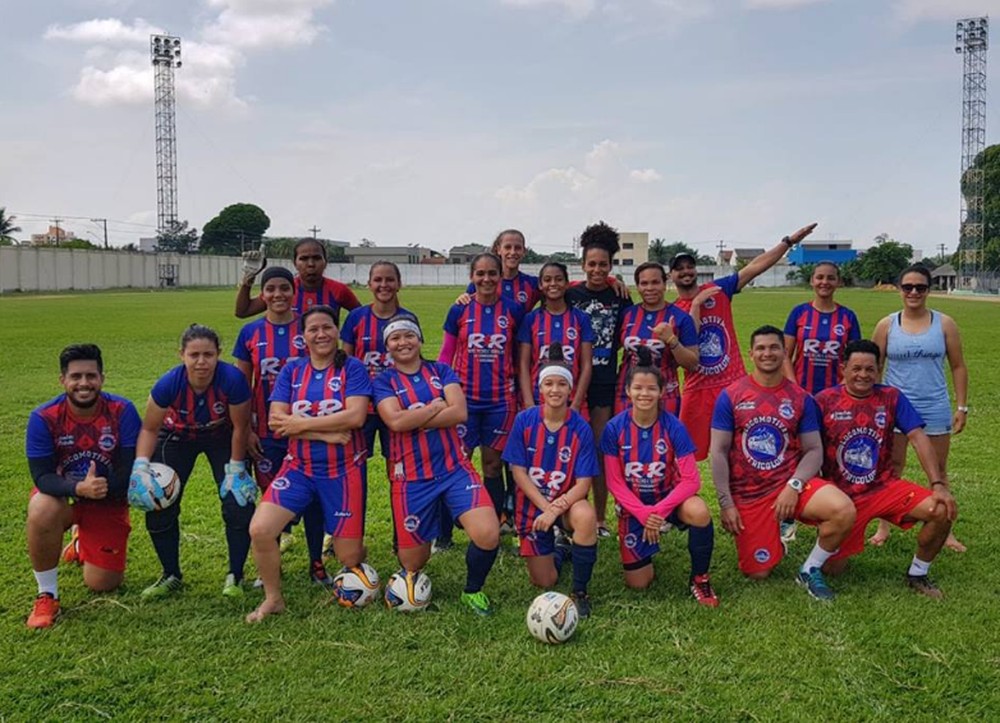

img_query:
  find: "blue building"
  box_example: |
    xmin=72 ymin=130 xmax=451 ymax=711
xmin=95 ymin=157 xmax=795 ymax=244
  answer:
xmin=786 ymin=239 xmax=857 ymax=266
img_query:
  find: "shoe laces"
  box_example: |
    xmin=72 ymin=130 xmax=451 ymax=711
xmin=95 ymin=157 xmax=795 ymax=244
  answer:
xmin=691 ymin=574 xmax=715 ymax=600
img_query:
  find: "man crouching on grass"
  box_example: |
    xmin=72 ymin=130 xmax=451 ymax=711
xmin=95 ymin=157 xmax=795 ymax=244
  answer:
xmin=24 ymin=344 xmax=141 ymax=628
xmin=814 ymin=340 xmax=957 ymax=598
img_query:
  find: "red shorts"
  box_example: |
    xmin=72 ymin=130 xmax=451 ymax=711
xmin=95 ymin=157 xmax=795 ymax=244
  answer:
xmin=679 ymin=386 xmax=725 ymax=461
xmin=833 ymin=479 xmax=932 ymax=560
xmin=73 ymin=500 xmax=131 ymax=572
xmin=732 ymin=478 xmax=827 ymax=575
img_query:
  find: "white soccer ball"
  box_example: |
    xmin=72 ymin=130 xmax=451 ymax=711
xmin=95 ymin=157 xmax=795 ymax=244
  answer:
xmin=332 ymin=563 xmax=381 ymax=608
xmin=148 ymin=462 xmax=181 ymax=510
xmin=384 ymin=569 xmax=432 ymax=612
xmin=526 ymin=591 xmax=578 ymax=644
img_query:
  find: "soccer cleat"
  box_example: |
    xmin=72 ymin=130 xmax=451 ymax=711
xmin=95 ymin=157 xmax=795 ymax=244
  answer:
xmin=596 ymin=524 xmax=611 ymax=539
xmin=222 ymin=573 xmax=244 ymax=598
xmin=460 ymin=590 xmax=493 ymax=616
xmin=571 ymin=591 xmax=592 ymax=619
xmin=141 ymin=574 xmax=183 ymax=600
xmin=61 ymin=525 xmax=81 ymax=566
xmin=27 ymin=593 xmax=60 ymax=629
xmin=779 ymin=519 xmax=797 ymax=553
xmin=431 ymin=538 xmax=454 ymax=554
xmin=321 ymin=534 xmax=335 ymax=561
xmin=907 ymin=574 xmax=944 ymax=600
xmin=310 ymin=560 xmax=335 ymax=587
xmin=689 ymin=574 xmax=720 ymax=608
xmin=797 ymin=567 xmax=835 ymax=602
xmin=279 ymin=531 xmax=295 ymax=554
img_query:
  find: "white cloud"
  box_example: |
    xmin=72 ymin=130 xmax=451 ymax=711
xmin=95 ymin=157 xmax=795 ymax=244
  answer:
xmin=744 ymin=0 xmax=829 ymax=9
xmin=44 ymin=17 xmax=164 ymax=44
xmin=501 ymin=0 xmax=598 ymax=19
xmin=630 ymin=168 xmax=662 ymax=183
xmin=202 ymin=0 xmax=336 ymax=49
xmin=893 ymin=0 xmax=994 ymax=23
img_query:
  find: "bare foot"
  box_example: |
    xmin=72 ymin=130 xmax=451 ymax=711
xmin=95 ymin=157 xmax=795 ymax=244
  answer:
xmin=868 ymin=521 xmax=891 ymax=547
xmin=944 ymin=533 xmax=967 ymax=553
xmin=245 ymin=598 xmax=286 ymax=623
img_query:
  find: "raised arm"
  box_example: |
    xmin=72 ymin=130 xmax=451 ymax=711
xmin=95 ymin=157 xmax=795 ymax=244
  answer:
xmin=737 ymin=223 xmax=817 ymax=291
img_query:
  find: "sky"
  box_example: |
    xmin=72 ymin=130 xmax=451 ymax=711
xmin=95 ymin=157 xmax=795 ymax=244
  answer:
xmin=2 ymin=0 xmax=998 ymax=257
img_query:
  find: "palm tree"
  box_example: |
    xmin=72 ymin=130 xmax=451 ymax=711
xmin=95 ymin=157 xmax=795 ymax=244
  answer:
xmin=0 ymin=207 xmax=22 ymax=245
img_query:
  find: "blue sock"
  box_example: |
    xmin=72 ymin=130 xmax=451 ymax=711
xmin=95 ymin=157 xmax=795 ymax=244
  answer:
xmin=464 ymin=542 xmax=498 ymax=594
xmin=571 ymin=543 xmax=597 ymax=594
xmin=553 ymin=543 xmax=570 ymax=575
xmin=688 ymin=521 xmax=714 ymax=578
xmin=437 ymin=499 xmax=453 ymax=544
xmin=484 ymin=476 xmax=504 ymax=518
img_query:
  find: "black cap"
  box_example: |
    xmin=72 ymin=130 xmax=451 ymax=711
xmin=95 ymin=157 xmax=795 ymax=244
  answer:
xmin=669 ymin=252 xmax=697 ymax=270
xmin=261 ymin=266 xmax=295 ymax=286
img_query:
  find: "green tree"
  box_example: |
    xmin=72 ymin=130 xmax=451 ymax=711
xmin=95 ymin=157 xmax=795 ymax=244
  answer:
xmin=522 ymin=247 xmax=546 ymax=263
xmin=200 ymin=203 xmax=271 ymax=256
xmin=549 ymin=251 xmax=579 ymax=263
xmin=1 ymin=207 xmax=22 ymax=244
xmin=156 ymin=221 xmax=199 ymax=254
xmin=786 ymin=263 xmax=816 ymax=286
xmin=649 ymin=239 xmax=714 ymax=265
xmin=853 ymin=235 xmax=913 ymax=284
xmin=61 ymin=238 xmax=98 ymax=250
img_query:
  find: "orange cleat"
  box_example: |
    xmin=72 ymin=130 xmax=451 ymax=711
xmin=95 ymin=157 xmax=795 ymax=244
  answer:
xmin=27 ymin=593 xmax=60 ymax=629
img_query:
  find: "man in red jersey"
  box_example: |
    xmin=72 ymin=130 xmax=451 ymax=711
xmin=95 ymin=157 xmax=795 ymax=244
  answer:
xmin=710 ymin=326 xmax=855 ymax=601
xmin=673 ymin=223 xmax=817 ymax=460
xmin=815 ymin=340 xmax=956 ymax=598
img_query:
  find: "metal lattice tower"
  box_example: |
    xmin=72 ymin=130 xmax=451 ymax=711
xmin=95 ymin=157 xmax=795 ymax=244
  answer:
xmin=151 ymin=35 xmax=182 ymax=234
xmin=955 ymin=17 xmax=988 ymax=284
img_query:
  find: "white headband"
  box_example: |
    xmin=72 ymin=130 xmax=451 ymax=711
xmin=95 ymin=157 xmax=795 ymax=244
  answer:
xmin=383 ymin=318 xmax=423 ymax=344
xmin=538 ymin=365 xmax=574 ymax=386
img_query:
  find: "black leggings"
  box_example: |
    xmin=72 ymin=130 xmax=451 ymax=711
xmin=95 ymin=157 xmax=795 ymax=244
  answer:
xmin=145 ymin=430 xmax=254 ymax=580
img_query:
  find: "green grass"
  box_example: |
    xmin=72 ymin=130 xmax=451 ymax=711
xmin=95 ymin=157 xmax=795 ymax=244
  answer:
xmin=1 ymin=287 xmax=998 ymax=721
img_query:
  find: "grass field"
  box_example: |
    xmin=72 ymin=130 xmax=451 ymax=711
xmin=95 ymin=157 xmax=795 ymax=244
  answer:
xmin=1 ymin=285 xmax=998 ymax=721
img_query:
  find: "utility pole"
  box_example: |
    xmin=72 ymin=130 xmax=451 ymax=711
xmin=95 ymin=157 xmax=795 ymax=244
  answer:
xmin=716 ymin=239 xmax=726 ymax=263
xmin=938 ymin=243 xmax=948 ymax=263
xmin=309 ymin=225 xmax=321 ymax=239
xmin=52 ymin=218 xmax=62 ymax=247
xmin=92 ymin=218 xmax=109 ymax=249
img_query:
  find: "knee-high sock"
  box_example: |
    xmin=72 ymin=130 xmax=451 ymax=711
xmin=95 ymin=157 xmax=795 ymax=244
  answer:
xmin=464 ymin=542 xmax=499 ymax=593
xmin=571 ymin=543 xmax=598 ymax=594
xmin=688 ymin=521 xmax=714 ymax=578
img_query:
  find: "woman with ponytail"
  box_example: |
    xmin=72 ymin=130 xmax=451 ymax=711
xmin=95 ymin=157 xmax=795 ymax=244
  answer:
xmin=502 ymin=344 xmax=599 ymax=617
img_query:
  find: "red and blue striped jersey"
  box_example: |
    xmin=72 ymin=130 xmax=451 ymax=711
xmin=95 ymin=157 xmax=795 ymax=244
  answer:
xmin=600 ymin=410 xmax=696 ymax=505
xmin=711 ymin=376 xmax=820 ymax=503
xmin=467 ymin=271 xmax=540 ymax=310
xmin=443 ymin=298 xmax=524 ymax=407
xmin=815 ymin=384 xmax=923 ymax=496
xmin=673 ymin=273 xmax=745 ymax=392
xmin=233 ymin=317 xmax=306 ymax=438
xmin=340 ymin=305 xmax=416 ymax=380
xmin=274 ymin=277 xmax=361 ymax=323
xmin=616 ymin=304 xmax=698 ymax=408
xmin=784 ymin=302 xmax=861 ymax=394
xmin=150 ymin=363 xmax=251 ymax=440
xmin=502 ymin=407 xmax=598 ymax=506
xmin=372 ymin=361 xmax=468 ymax=482
xmin=269 ymin=356 xmax=371 ymax=478
xmin=516 ymin=307 xmax=594 ymax=403
xmin=26 ymin=392 xmax=141 ymax=496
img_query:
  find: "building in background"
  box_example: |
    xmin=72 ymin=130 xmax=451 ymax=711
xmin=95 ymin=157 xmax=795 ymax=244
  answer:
xmin=786 ymin=238 xmax=857 ymax=266
xmin=30 ymin=225 xmax=77 ymax=246
xmin=448 ymin=243 xmax=488 ymax=264
xmin=347 ymin=245 xmax=436 ymax=265
xmin=613 ymin=232 xmax=649 ymax=267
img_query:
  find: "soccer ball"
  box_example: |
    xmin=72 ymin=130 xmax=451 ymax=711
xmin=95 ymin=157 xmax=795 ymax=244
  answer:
xmin=332 ymin=563 xmax=381 ymax=608
xmin=526 ymin=591 xmax=578 ymax=644
xmin=148 ymin=463 xmax=181 ymax=510
xmin=384 ymin=569 xmax=432 ymax=612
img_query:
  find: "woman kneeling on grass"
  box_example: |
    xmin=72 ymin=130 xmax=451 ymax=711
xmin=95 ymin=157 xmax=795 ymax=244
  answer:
xmin=246 ymin=305 xmax=372 ymax=623
xmin=601 ymin=347 xmax=719 ymax=607
xmin=502 ymin=345 xmax=599 ymax=618
xmin=374 ymin=316 xmax=500 ymax=615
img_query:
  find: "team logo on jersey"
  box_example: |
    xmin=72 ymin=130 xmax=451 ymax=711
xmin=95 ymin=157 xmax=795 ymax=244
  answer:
xmin=292 ymin=335 xmax=306 ymax=351
xmin=403 ymin=514 xmax=420 ymax=533
xmin=329 ymin=376 xmax=342 ymax=393
xmin=754 ymin=548 xmax=771 ymax=564
xmin=698 ymin=319 xmax=730 ymax=375
xmin=703 ymin=296 xmax=717 ymax=310
xmin=58 ymin=435 xmax=75 ymax=447
xmin=456 ymin=424 xmax=467 ymax=439
xmin=558 ymin=446 xmax=572 ymax=464
xmin=430 ymin=377 xmax=443 ymax=390
xmin=212 ymin=401 xmax=226 ymax=415
xmin=566 ymin=326 xmax=578 ymax=341
xmin=517 ymin=290 xmax=528 ymax=303
xmin=833 ymin=323 xmax=845 ymax=337
xmin=655 ymin=438 xmax=669 ymax=455
xmin=257 ymin=458 xmax=273 ymax=474
xmin=741 ymin=418 xmax=787 ymax=471
xmin=836 ymin=428 xmax=880 ymax=485
xmin=497 ymin=314 xmax=509 ymax=330
xmin=778 ymin=400 xmax=795 ymax=420
xmin=271 ymin=476 xmax=290 ymax=491
xmin=98 ymin=433 xmax=116 ymax=452
xmin=623 ymin=533 xmax=638 ymax=550
xmin=874 ymin=408 xmax=887 ymax=429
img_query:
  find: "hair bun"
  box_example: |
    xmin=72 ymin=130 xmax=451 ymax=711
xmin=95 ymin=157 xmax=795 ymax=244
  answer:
xmin=548 ymin=342 xmax=565 ymax=363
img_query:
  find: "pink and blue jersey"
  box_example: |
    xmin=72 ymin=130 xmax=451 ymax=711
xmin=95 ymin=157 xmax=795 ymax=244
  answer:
xmin=150 ymin=363 xmax=251 ymax=440
xmin=784 ymin=302 xmax=861 ymax=394
xmin=467 ymin=271 xmax=540 ymax=310
xmin=599 ymin=410 xmax=696 ymax=505
xmin=443 ymin=298 xmax=524 ymax=408
xmin=616 ymin=304 xmax=698 ymax=409
xmin=516 ymin=307 xmax=594 ymax=402
xmin=673 ymin=273 xmax=745 ymax=392
xmin=270 ymin=356 xmax=371 ymax=478
xmin=340 ymin=304 xmax=415 ymax=380
xmin=232 ymin=317 xmax=306 ymax=438
xmin=373 ymin=361 xmax=468 ymax=483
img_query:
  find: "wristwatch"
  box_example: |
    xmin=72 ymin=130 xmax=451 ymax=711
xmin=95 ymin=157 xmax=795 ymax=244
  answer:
xmin=787 ymin=477 xmax=804 ymax=493
xmin=782 ymin=235 xmax=794 ymax=248
xmin=957 ymin=405 xmax=969 ymax=413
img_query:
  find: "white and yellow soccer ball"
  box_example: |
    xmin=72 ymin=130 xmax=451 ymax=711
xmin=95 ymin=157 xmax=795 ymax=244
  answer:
xmin=332 ymin=563 xmax=381 ymax=608
xmin=384 ymin=569 xmax=432 ymax=612
xmin=526 ymin=591 xmax=578 ymax=644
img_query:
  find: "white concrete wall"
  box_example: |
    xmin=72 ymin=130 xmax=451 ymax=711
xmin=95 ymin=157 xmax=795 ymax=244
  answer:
xmin=0 ymin=246 xmax=794 ymax=293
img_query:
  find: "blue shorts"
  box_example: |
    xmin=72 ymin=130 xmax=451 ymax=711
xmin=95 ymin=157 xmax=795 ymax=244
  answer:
xmin=264 ymin=464 xmax=366 ymax=539
xmin=461 ymin=403 xmax=514 ymax=451
xmin=362 ymin=414 xmax=390 ymax=459
xmin=617 ymin=506 xmax=686 ymax=567
xmin=391 ymin=465 xmax=491 ymax=549
xmin=253 ymin=437 xmax=288 ymax=490
xmin=907 ymin=398 xmax=952 ymax=436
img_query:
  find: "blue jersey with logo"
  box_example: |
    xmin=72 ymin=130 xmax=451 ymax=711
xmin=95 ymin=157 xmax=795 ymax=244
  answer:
xmin=600 ymin=410 xmax=696 ymax=505
xmin=233 ymin=317 xmax=306 ymax=438
xmin=150 ymin=363 xmax=251 ymax=439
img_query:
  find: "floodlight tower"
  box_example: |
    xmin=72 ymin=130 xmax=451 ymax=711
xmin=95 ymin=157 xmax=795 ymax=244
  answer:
xmin=955 ymin=17 xmax=988 ymax=284
xmin=151 ymin=34 xmax=182 ymax=234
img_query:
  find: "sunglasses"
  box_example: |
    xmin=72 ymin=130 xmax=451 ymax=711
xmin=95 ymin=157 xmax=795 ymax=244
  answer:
xmin=900 ymin=283 xmax=929 ymax=294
